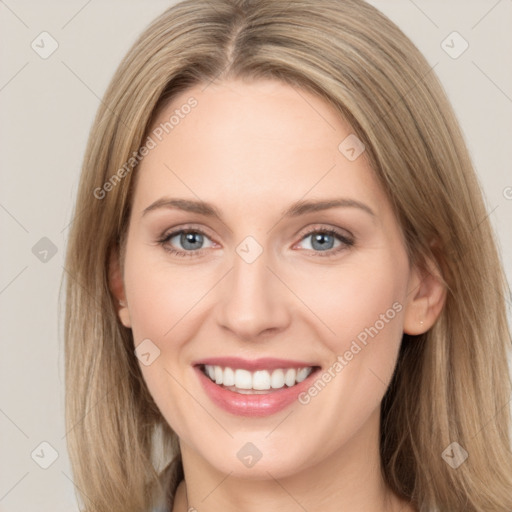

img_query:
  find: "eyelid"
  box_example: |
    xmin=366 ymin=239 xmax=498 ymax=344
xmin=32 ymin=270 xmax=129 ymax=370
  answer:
xmin=159 ymin=223 xmax=217 ymax=242
xmin=293 ymin=223 xmax=354 ymax=244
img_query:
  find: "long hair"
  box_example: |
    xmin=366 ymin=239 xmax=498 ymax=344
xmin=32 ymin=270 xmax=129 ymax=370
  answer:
xmin=63 ymin=1 xmax=512 ymax=510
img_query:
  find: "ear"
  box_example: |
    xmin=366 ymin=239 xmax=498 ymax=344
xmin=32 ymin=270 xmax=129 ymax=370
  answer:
xmin=403 ymin=256 xmax=446 ymax=335
xmin=108 ymin=248 xmax=132 ymax=328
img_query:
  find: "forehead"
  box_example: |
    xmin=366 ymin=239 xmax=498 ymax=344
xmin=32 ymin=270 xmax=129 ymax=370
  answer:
xmin=133 ymin=78 xmax=384 ymax=217
xmin=151 ymin=78 xmax=351 ymax=158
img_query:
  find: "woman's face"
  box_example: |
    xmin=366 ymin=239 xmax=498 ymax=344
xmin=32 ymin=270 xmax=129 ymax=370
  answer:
xmin=116 ymin=78 xmax=423 ymax=479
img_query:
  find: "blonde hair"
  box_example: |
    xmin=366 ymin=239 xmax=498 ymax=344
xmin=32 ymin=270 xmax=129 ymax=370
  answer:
xmin=63 ymin=0 xmax=512 ymax=510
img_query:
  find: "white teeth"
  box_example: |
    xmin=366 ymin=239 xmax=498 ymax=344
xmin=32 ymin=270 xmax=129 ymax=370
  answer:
xmin=223 ymin=367 xmax=235 ymax=386
xmin=284 ymin=368 xmax=296 ymax=387
xmin=296 ymin=367 xmax=311 ymax=383
xmin=252 ymin=370 xmax=271 ymax=390
xmin=234 ymin=369 xmax=252 ymax=389
xmin=203 ymin=365 xmax=314 ymax=391
xmin=271 ymin=369 xmax=285 ymax=389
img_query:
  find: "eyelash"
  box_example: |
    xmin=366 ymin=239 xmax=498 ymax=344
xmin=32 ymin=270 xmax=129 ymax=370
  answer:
xmin=157 ymin=224 xmax=355 ymax=259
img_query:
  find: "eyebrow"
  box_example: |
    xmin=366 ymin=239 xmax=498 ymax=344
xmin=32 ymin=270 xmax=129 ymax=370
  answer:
xmin=142 ymin=197 xmax=375 ymax=220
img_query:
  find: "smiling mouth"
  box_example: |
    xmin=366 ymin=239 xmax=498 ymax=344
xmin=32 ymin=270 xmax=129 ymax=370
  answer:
xmin=198 ymin=364 xmax=320 ymax=394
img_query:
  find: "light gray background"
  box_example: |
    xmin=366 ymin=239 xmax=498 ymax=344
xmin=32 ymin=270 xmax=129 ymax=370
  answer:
xmin=1 ymin=1 xmax=511 ymax=510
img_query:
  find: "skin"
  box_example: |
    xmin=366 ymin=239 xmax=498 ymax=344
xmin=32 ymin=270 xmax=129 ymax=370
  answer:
xmin=110 ymin=78 xmax=445 ymax=512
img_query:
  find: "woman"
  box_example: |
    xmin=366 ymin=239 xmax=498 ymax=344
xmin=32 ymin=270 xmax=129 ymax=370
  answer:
xmin=63 ymin=0 xmax=512 ymax=511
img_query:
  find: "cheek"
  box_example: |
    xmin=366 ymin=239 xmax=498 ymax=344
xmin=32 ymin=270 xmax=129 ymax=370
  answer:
xmin=289 ymin=251 xmax=408 ymax=357
xmin=122 ymin=243 xmax=221 ymax=418
xmin=123 ymin=242 xmax=213 ymax=343
xmin=122 ymin=248 xmax=210 ymax=437
xmin=292 ymin=251 xmax=408 ymax=429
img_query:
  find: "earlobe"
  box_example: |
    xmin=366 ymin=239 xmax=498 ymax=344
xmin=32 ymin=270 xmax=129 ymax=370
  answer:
xmin=108 ymin=249 xmax=132 ymax=328
xmin=403 ymin=258 xmax=446 ymax=335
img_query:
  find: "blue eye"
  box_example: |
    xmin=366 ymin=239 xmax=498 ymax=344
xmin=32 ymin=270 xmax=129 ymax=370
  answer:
xmin=159 ymin=229 xmax=215 ymax=257
xmin=301 ymin=231 xmax=341 ymax=251
xmin=158 ymin=226 xmax=354 ymax=258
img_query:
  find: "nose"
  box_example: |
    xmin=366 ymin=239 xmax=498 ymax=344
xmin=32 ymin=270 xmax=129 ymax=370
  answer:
xmin=215 ymin=246 xmax=292 ymax=341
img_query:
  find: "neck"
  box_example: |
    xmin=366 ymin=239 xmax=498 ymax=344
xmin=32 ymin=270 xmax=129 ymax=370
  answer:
xmin=171 ymin=408 xmax=415 ymax=512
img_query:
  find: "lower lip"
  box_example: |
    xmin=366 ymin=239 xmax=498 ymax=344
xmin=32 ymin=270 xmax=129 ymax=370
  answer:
xmin=194 ymin=366 xmax=318 ymax=417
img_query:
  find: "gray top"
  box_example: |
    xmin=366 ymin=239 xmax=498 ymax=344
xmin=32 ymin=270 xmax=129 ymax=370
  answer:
xmin=150 ymin=464 xmax=176 ymax=512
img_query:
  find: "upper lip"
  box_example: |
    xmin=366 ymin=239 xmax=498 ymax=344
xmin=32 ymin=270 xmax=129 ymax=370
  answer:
xmin=192 ymin=357 xmax=320 ymax=371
